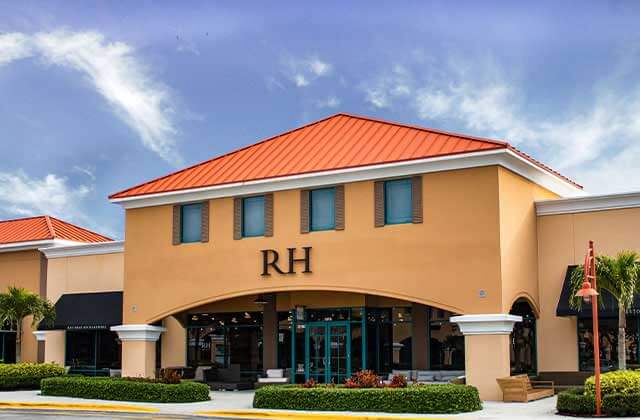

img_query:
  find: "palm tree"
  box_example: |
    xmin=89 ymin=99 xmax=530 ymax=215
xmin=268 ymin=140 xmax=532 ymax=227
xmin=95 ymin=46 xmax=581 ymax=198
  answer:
xmin=570 ymin=251 xmax=640 ymax=370
xmin=0 ymin=287 xmax=55 ymax=362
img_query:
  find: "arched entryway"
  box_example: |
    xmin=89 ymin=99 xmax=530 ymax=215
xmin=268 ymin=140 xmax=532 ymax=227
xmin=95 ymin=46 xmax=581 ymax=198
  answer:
xmin=509 ymin=299 xmax=537 ymax=375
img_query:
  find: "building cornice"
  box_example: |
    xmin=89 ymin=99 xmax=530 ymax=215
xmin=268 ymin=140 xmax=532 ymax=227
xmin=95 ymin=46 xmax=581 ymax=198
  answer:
xmin=111 ymin=324 xmax=166 ymax=342
xmin=451 ymin=314 xmax=523 ymax=335
xmin=110 ymin=149 xmax=584 ymax=209
xmin=39 ymin=241 xmax=124 ymax=259
xmin=536 ymin=191 xmax=640 ymax=216
xmin=0 ymin=239 xmax=82 ymax=254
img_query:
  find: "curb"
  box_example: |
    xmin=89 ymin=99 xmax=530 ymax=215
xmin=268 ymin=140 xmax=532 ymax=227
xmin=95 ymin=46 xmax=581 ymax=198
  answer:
xmin=0 ymin=401 xmax=159 ymax=413
xmin=195 ymin=409 xmax=443 ymax=420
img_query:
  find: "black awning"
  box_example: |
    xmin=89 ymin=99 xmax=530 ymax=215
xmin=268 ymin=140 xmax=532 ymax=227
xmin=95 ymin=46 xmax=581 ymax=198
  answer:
xmin=40 ymin=292 xmax=122 ymax=330
xmin=556 ymin=266 xmax=640 ymax=318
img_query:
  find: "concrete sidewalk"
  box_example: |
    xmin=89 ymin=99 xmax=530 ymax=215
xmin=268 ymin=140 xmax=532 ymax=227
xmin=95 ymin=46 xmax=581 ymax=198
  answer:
xmin=0 ymin=390 xmax=566 ymax=419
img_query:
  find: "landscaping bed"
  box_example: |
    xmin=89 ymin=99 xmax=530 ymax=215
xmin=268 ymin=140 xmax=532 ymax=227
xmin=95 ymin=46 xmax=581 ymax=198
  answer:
xmin=253 ymin=383 xmax=481 ymax=414
xmin=41 ymin=376 xmax=210 ymax=403
xmin=0 ymin=363 xmax=66 ymax=390
xmin=557 ymin=371 xmax=640 ymax=416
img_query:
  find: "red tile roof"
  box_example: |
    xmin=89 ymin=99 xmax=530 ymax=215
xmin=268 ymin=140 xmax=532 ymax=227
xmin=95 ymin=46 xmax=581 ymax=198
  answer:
xmin=110 ymin=113 xmax=580 ymax=199
xmin=0 ymin=216 xmax=112 ymax=245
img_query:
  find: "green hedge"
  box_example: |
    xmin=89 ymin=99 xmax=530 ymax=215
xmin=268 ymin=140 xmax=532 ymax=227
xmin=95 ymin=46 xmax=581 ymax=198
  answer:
xmin=253 ymin=384 xmax=481 ymax=414
xmin=556 ymin=388 xmax=595 ymax=416
xmin=0 ymin=363 xmax=66 ymax=390
xmin=585 ymin=370 xmax=640 ymax=396
xmin=41 ymin=377 xmax=210 ymax=403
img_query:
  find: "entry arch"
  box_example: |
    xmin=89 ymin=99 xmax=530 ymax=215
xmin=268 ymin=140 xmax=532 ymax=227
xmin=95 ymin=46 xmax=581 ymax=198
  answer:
xmin=509 ymin=298 xmax=538 ymax=375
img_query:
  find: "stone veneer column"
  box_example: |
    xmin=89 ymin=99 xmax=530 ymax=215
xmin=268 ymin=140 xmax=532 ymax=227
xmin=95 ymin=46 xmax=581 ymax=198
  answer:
xmin=450 ymin=314 xmax=522 ymax=401
xmin=111 ymin=324 xmax=165 ymax=378
xmin=262 ymin=294 xmax=278 ymax=370
xmin=33 ymin=330 xmax=65 ymax=365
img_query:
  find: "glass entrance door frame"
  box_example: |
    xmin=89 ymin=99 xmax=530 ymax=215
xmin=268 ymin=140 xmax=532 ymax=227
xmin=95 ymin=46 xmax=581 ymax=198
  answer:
xmin=304 ymin=320 xmax=351 ymax=383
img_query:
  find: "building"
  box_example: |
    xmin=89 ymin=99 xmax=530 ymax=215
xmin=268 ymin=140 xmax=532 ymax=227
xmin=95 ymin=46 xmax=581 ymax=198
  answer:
xmin=16 ymin=113 xmax=640 ymax=400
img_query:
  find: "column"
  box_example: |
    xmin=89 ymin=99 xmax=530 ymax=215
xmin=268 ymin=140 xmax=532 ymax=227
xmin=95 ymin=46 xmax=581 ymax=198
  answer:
xmin=451 ymin=314 xmax=521 ymax=400
xmin=161 ymin=316 xmax=187 ymax=368
xmin=411 ymin=303 xmax=428 ymax=370
xmin=33 ymin=330 xmax=65 ymax=365
xmin=262 ymin=294 xmax=278 ymax=370
xmin=111 ymin=324 xmax=165 ymax=378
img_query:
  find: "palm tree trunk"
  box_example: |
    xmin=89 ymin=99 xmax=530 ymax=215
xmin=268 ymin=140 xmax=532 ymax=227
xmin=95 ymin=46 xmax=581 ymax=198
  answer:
xmin=15 ymin=319 xmax=22 ymax=363
xmin=619 ymin=305 xmax=627 ymax=370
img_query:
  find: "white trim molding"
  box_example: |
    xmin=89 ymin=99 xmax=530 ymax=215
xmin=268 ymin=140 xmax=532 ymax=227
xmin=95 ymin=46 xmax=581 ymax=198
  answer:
xmin=0 ymin=239 xmax=82 ymax=254
xmin=451 ymin=314 xmax=522 ymax=335
xmin=33 ymin=331 xmax=49 ymax=341
xmin=111 ymin=149 xmax=584 ymax=209
xmin=536 ymin=191 xmax=640 ymax=216
xmin=111 ymin=324 xmax=166 ymax=342
xmin=40 ymin=241 xmax=124 ymax=259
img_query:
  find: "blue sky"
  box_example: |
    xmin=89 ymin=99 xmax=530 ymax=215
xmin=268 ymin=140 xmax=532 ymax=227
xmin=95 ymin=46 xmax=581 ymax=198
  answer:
xmin=1 ymin=1 xmax=640 ymax=238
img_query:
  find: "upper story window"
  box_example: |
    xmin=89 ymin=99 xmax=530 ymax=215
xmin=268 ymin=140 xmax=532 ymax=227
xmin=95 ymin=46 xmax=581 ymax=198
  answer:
xmin=242 ymin=196 xmax=265 ymax=237
xmin=384 ymin=178 xmax=413 ymax=225
xmin=310 ymin=188 xmax=336 ymax=231
xmin=180 ymin=203 xmax=202 ymax=243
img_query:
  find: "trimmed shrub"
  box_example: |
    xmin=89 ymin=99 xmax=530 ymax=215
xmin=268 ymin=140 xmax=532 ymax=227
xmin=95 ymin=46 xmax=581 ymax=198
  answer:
xmin=41 ymin=376 xmax=210 ymax=403
xmin=556 ymin=388 xmax=595 ymax=416
xmin=585 ymin=370 xmax=640 ymax=396
xmin=253 ymin=384 xmax=482 ymax=414
xmin=388 ymin=374 xmax=408 ymax=388
xmin=603 ymin=393 xmax=640 ymax=417
xmin=0 ymin=363 xmax=66 ymax=390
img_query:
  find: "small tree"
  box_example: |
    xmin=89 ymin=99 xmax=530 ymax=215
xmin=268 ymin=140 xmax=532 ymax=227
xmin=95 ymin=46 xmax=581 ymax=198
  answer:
xmin=0 ymin=286 xmax=55 ymax=362
xmin=570 ymin=251 xmax=640 ymax=370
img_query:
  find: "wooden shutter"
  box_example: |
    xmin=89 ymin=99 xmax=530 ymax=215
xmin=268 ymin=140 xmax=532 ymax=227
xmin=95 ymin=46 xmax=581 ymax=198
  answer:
xmin=172 ymin=205 xmax=181 ymax=245
xmin=412 ymin=176 xmax=423 ymax=224
xmin=374 ymin=181 xmax=385 ymax=227
xmin=335 ymin=185 xmax=345 ymax=230
xmin=233 ymin=198 xmax=242 ymax=240
xmin=300 ymin=190 xmax=310 ymax=234
xmin=201 ymin=200 xmax=210 ymax=242
xmin=264 ymin=193 xmax=274 ymax=237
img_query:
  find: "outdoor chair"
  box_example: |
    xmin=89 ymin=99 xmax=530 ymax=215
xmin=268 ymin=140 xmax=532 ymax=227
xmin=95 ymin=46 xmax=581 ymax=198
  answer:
xmin=255 ymin=368 xmax=289 ymax=388
xmin=496 ymin=374 xmax=554 ymax=402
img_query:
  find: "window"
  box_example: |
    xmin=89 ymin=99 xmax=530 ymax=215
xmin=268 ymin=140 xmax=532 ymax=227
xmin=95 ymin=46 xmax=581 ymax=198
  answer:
xmin=242 ymin=196 xmax=265 ymax=237
xmin=384 ymin=178 xmax=412 ymax=224
xmin=181 ymin=203 xmax=202 ymax=243
xmin=310 ymin=188 xmax=336 ymax=231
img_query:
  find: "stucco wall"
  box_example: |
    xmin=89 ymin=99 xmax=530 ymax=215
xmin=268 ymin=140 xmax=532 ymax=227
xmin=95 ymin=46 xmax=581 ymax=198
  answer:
xmin=46 ymin=252 xmax=124 ymax=303
xmin=537 ymin=207 xmax=640 ymax=372
xmin=0 ymin=250 xmax=42 ymax=362
xmin=123 ymin=166 xmax=507 ymax=323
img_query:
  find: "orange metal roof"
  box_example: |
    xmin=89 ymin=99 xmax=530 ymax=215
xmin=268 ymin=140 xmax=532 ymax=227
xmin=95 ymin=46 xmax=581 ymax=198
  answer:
xmin=0 ymin=216 xmax=112 ymax=245
xmin=110 ymin=113 xmax=580 ymax=199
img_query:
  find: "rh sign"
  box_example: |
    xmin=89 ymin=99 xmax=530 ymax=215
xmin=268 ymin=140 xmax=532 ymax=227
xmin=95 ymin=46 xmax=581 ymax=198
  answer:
xmin=261 ymin=247 xmax=312 ymax=276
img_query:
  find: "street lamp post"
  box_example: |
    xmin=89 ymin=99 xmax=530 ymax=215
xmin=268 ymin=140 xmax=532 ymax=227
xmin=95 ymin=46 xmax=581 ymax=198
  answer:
xmin=575 ymin=240 xmax=601 ymax=416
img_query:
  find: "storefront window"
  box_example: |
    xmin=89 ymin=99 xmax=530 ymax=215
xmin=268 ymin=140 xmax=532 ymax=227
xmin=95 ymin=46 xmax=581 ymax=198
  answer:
xmin=429 ymin=310 xmax=464 ymax=370
xmin=0 ymin=331 xmax=16 ymax=363
xmin=277 ymin=311 xmax=292 ymax=370
xmin=366 ymin=307 xmax=412 ymax=374
xmin=66 ymin=330 xmax=121 ymax=373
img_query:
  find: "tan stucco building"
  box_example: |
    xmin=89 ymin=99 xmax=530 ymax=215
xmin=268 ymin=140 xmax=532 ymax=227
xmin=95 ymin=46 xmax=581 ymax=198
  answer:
xmin=17 ymin=114 xmax=640 ymax=400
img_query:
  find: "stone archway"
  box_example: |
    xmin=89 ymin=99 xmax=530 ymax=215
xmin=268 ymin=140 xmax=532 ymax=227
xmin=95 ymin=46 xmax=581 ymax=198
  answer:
xmin=509 ymin=298 xmax=537 ymax=375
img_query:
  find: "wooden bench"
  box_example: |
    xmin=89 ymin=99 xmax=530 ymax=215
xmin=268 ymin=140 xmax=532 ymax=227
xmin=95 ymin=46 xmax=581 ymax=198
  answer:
xmin=496 ymin=374 xmax=555 ymax=402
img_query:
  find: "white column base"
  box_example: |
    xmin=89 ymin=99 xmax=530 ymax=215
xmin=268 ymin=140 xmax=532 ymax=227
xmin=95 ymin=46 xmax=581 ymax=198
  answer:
xmin=33 ymin=331 xmax=48 ymax=341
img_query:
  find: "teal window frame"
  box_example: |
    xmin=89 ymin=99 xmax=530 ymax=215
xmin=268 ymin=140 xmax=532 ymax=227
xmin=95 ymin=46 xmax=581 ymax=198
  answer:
xmin=310 ymin=188 xmax=336 ymax=231
xmin=384 ymin=178 xmax=413 ymax=225
xmin=242 ymin=196 xmax=265 ymax=237
xmin=180 ymin=203 xmax=202 ymax=243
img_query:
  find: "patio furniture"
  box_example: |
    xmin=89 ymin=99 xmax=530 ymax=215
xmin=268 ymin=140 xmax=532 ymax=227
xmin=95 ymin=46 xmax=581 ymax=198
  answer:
xmin=255 ymin=369 xmax=289 ymax=388
xmin=414 ymin=370 xmax=465 ymax=384
xmin=204 ymin=364 xmax=254 ymax=390
xmin=534 ymin=371 xmax=590 ymax=393
xmin=496 ymin=374 xmax=555 ymax=402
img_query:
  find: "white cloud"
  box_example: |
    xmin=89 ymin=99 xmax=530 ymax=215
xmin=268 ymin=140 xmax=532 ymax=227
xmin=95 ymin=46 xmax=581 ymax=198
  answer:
xmin=281 ymin=54 xmax=333 ymax=87
xmin=363 ymin=65 xmax=413 ymax=108
xmin=0 ymin=31 xmax=182 ymax=166
xmin=316 ymin=95 xmax=341 ymax=109
xmin=0 ymin=171 xmax=91 ymax=220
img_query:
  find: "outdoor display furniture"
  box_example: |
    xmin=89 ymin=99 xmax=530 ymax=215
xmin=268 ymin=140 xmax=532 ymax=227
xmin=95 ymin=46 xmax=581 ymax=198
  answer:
xmin=384 ymin=370 xmax=465 ymax=384
xmin=255 ymin=368 xmax=289 ymax=388
xmin=534 ymin=371 xmax=590 ymax=393
xmin=204 ymin=364 xmax=254 ymax=390
xmin=496 ymin=374 xmax=555 ymax=402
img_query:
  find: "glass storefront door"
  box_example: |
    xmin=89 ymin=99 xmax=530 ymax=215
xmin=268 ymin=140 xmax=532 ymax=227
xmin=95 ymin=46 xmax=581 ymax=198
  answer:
xmin=305 ymin=321 xmax=351 ymax=383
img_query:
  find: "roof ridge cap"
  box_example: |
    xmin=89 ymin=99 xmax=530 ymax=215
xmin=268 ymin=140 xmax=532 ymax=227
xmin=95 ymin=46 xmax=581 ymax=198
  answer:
xmin=44 ymin=216 xmax=56 ymax=239
xmin=109 ymin=113 xmax=344 ymax=199
xmin=47 ymin=216 xmax=113 ymax=242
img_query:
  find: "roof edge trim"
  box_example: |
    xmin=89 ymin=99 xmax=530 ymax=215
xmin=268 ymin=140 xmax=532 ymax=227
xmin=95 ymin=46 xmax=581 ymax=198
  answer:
xmin=40 ymin=240 xmax=124 ymax=259
xmin=111 ymin=149 xmax=584 ymax=210
xmin=536 ymin=191 xmax=640 ymax=216
xmin=0 ymin=239 xmax=83 ymax=253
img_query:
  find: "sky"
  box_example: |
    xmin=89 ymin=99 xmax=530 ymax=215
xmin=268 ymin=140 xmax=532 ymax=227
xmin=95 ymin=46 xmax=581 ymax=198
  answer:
xmin=1 ymin=1 xmax=640 ymax=239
